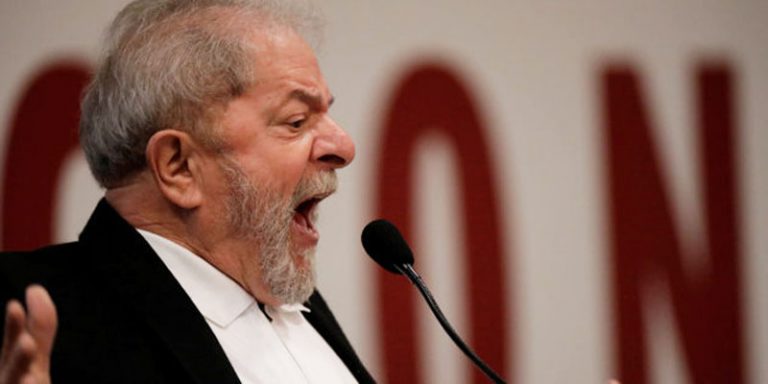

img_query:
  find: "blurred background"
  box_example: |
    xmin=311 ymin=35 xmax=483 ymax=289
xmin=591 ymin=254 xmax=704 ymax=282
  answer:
xmin=1 ymin=1 xmax=766 ymax=383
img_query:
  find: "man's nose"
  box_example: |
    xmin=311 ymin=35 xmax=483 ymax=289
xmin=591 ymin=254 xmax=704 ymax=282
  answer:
xmin=312 ymin=116 xmax=355 ymax=169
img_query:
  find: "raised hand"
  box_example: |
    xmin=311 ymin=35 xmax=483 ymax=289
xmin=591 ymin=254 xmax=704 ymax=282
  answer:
xmin=0 ymin=285 xmax=57 ymax=384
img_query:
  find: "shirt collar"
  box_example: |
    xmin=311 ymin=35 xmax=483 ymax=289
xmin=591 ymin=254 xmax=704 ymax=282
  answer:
xmin=137 ymin=229 xmax=255 ymax=328
xmin=272 ymin=303 xmax=310 ymax=314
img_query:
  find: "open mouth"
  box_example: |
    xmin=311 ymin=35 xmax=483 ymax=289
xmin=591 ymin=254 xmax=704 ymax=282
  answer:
xmin=294 ymin=197 xmax=320 ymax=231
xmin=291 ymin=191 xmax=333 ymax=239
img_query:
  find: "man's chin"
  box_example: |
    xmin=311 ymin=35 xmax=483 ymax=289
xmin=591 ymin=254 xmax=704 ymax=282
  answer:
xmin=273 ymin=278 xmax=316 ymax=305
xmin=290 ymin=245 xmax=316 ymax=273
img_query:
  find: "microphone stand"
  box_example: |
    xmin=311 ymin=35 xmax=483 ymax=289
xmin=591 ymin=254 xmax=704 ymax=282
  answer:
xmin=395 ymin=263 xmax=507 ymax=384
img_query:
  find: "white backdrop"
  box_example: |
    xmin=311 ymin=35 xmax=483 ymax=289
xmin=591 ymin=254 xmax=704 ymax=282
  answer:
xmin=1 ymin=1 xmax=766 ymax=383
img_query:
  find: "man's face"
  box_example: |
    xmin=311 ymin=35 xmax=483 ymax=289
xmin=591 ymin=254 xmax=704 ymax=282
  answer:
xmin=209 ymin=26 xmax=355 ymax=304
xmin=218 ymin=156 xmax=337 ymax=305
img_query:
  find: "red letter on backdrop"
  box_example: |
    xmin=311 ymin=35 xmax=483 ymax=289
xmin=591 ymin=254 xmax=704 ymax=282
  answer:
xmin=374 ymin=63 xmax=511 ymax=383
xmin=2 ymin=62 xmax=90 ymax=250
xmin=603 ymin=64 xmax=744 ymax=383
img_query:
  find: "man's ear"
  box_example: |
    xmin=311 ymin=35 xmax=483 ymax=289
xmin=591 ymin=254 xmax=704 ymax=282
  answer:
xmin=145 ymin=130 xmax=206 ymax=209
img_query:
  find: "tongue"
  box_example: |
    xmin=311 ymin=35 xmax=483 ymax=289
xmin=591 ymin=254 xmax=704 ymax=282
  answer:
xmin=292 ymin=211 xmax=319 ymax=245
xmin=293 ymin=211 xmax=311 ymax=230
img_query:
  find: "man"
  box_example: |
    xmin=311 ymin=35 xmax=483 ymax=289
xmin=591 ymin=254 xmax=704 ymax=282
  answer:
xmin=0 ymin=0 xmax=374 ymax=382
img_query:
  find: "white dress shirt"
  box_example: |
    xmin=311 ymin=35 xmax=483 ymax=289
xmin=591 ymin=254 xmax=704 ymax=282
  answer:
xmin=138 ymin=230 xmax=358 ymax=384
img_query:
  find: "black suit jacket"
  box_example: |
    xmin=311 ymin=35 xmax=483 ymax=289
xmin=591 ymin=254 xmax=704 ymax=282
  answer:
xmin=0 ymin=199 xmax=375 ymax=383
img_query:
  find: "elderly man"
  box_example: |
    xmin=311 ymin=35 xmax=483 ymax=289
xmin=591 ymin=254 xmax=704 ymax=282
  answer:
xmin=0 ymin=0 xmax=374 ymax=383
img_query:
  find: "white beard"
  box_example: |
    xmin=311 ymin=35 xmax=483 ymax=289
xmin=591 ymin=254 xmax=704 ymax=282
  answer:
xmin=218 ymin=156 xmax=335 ymax=304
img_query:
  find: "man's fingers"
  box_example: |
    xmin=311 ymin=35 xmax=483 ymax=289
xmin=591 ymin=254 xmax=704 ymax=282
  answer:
xmin=2 ymin=332 xmax=36 ymax=383
xmin=25 ymin=285 xmax=57 ymax=356
xmin=0 ymin=287 xmax=57 ymax=384
xmin=19 ymin=374 xmax=37 ymax=384
xmin=0 ymin=287 xmax=56 ymax=384
xmin=1 ymin=300 xmax=27 ymax=364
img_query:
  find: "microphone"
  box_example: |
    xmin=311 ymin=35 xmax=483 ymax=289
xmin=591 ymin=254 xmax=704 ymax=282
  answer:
xmin=361 ymin=219 xmax=507 ymax=384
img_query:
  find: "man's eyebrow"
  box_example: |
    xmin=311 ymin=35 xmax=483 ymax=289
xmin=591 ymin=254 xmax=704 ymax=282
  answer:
xmin=287 ymin=89 xmax=334 ymax=110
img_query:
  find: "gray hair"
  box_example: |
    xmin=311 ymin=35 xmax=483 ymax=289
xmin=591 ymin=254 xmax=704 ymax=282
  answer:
xmin=79 ymin=0 xmax=322 ymax=188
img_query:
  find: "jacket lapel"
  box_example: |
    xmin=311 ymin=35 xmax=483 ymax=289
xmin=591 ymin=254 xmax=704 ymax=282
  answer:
xmin=304 ymin=291 xmax=376 ymax=383
xmin=79 ymin=199 xmax=241 ymax=384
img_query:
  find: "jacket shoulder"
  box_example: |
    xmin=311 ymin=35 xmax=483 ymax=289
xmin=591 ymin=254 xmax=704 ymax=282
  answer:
xmin=0 ymin=241 xmax=82 ymax=268
xmin=0 ymin=242 xmax=83 ymax=297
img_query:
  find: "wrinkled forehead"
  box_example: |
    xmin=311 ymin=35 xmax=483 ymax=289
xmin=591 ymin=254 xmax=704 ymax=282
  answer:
xmin=243 ymin=25 xmax=323 ymax=83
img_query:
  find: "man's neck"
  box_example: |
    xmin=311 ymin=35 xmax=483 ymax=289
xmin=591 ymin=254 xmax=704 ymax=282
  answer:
xmin=104 ymin=175 xmax=282 ymax=307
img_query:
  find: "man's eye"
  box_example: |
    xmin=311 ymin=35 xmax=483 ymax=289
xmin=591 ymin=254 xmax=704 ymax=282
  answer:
xmin=288 ymin=118 xmax=306 ymax=129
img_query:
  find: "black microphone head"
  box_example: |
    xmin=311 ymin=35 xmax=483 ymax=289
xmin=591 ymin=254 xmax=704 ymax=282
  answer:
xmin=361 ymin=219 xmax=414 ymax=274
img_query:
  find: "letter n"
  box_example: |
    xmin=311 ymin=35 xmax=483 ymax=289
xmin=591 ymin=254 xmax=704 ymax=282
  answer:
xmin=602 ymin=64 xmax=744 ymax=383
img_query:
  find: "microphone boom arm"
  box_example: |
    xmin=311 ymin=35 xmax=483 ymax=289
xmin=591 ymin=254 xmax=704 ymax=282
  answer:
xmin=396 ymin=264 xmax=507 ymax=384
